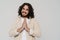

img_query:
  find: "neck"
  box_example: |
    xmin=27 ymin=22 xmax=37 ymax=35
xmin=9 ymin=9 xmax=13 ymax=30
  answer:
xmin=22 ymin=16 xmax=27 ymax=18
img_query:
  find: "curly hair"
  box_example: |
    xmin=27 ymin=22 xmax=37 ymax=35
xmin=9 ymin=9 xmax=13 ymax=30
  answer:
xmin=18 ymin=3 xmax=34 ymax=19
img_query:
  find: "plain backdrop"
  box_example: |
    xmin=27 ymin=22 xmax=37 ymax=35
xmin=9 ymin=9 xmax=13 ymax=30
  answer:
xmin=0 ymin=0 xmax=60 ymax=40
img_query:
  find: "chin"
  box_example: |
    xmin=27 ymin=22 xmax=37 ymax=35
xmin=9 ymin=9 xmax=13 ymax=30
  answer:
xmin=22 ymin=15 xmax=27 ymax=17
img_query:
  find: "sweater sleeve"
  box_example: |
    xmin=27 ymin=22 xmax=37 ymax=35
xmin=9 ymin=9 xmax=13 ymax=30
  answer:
xmin=29 ymin=19 xmax=41 ymax=38
xmin=9 ymin=16 xmax=20 ymax=37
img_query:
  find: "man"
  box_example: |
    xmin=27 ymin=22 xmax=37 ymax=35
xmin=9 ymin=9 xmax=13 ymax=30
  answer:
xmin=9 ymin=3 xmax=41 ymax=40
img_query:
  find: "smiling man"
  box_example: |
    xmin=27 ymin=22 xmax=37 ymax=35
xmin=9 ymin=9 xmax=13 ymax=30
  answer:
xmin=9 ymin=3 xmax=41 ymax=40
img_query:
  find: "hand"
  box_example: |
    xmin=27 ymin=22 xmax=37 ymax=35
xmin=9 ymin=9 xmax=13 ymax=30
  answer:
xmin=22 ymin=18 xmax=27 ymax=29
xmin=17 ymin=18 xmax=30 ymax=33
xmin=25 ymin=25 xmax=30 ymax=32
xmin=17 ymin=26 xmax=24 ymax=33
xmin=17 ymin=18 xmax=26 ymax=33
xmin=23 ymin=18 xmax=30 ymax=32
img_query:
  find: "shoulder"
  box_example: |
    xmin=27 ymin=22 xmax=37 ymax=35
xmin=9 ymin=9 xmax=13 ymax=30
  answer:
xmin=31 ymin=18 xmax=40 ymax=24
xmin=14 ymin=16 xmax=21 ymax=22
xmin=30 ymin=18 xmax=38 ymax=23
xmin=16 ymin=16 xmax=21 ymax=20
xmin=31 ymin=18 xmax=37 ymax=21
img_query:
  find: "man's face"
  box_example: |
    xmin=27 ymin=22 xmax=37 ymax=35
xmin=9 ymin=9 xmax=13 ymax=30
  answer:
xmin=21 ymin=5 xmax=29 ymax=17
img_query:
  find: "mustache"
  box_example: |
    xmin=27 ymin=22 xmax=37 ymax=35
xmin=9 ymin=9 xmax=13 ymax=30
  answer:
xmin=22 ymin=11 xmax=26 ymax=14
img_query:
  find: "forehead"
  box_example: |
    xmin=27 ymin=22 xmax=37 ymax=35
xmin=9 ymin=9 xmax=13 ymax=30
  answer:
xmin=23 ymin=5 xmax=29 ymax=8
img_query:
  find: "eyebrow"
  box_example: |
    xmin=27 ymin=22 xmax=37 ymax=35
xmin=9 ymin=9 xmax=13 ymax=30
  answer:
xmin=22 ymin=7 xmax=29 ymax=10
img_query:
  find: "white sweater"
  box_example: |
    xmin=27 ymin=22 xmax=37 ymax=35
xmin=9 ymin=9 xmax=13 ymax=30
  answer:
xmin=15 ymin=17 xmax=33 ymax=40
xmin=21 ymin=17 xmax=30 ymax=40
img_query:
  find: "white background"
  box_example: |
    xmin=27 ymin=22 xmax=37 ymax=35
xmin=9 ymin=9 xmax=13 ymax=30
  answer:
xmin=0 ymin=0 xmax=60 ymax=40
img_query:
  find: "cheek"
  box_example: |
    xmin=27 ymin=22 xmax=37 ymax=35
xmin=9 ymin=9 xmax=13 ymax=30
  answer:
xmin=26 ymin=11 xmax=29 ymax=14
xmin=21 ymin=10 xmax=24 ymax=12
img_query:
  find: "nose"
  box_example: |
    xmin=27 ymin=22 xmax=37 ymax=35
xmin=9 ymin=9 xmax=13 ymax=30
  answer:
xmin=23 ymin=9 xmax=26 ymax=12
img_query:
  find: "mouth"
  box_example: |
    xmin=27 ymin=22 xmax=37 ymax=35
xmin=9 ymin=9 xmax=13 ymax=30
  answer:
xmin=22 ymin=11 xmax=26 ymax=14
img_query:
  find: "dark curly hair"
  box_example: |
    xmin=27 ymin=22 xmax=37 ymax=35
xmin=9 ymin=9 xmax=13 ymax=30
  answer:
xmin=18 ymin=3 xmax=34 ymax=19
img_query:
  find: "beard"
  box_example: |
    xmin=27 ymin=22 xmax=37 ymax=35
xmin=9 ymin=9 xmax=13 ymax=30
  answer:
xmin=21 ymin=11 xmax=28 ymax=17
xmin=22 ymin=15 xmax=27 ymax=17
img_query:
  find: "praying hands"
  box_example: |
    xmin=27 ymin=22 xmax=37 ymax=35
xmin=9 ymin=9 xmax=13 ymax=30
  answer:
xmin=17 ymin=18 xmax=30 ymax=33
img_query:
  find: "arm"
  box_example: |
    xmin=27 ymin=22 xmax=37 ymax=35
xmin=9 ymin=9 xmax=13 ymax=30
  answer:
xmin=9 ymin=16 xmax=21 ymax=37
xmin=29 ymin=19 xmax=41 ymax=37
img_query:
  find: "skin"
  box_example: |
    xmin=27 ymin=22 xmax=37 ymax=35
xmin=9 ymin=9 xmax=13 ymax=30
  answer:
xmin=17 ymin=5 xmax=30 ymax=33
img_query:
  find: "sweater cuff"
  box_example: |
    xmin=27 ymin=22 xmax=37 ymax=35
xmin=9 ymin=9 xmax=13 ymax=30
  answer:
xmin=29 ymin=29 xmax=33 ymax=35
